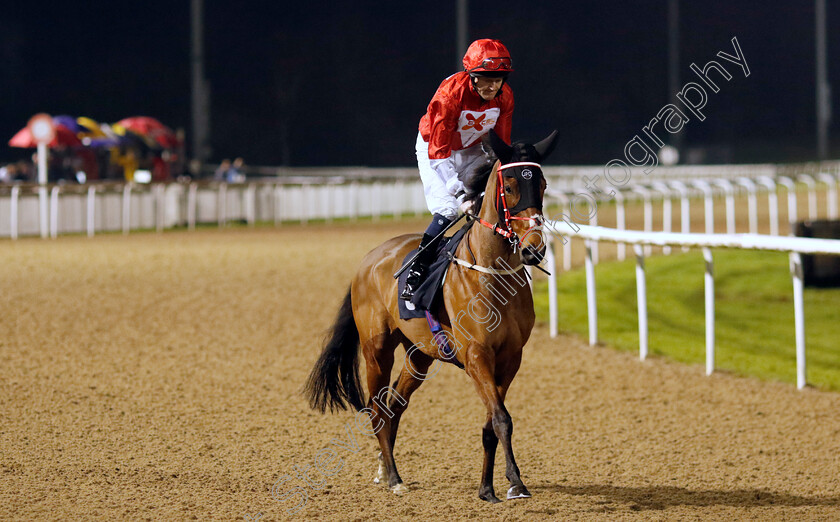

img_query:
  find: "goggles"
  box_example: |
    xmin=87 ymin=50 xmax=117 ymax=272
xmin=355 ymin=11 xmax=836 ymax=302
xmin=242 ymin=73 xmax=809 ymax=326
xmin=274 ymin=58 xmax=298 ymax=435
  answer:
xmin=468 ymin=56 xmax=513 ymax=72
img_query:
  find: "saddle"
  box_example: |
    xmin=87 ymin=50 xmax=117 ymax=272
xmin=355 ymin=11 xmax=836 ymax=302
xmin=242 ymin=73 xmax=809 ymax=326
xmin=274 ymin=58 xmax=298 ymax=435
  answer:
xmin=397 ymin=224 xmax=471 ymax=320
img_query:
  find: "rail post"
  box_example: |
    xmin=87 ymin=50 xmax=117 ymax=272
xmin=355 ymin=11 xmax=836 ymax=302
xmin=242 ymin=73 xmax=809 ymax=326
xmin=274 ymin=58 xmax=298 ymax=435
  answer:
xmin=631 ymin=185 xmax=653 ymax=256
xmin=122 ymin=183 xmax=132 ymax=235
xmin=797 ymin=174 xmax=818 ymax=221
xmin=245 ymin=183 xmax=257 ymax=226
xmin=735 ymin=177 xmax=759 ymax=234
xmin=10 ymin=186 xmax=19 ymax=240
xmin=546 ymin=233 xmax=559 ymax=338
xmin=154 ymin=183 xmax=165 ymax=233
xmin=585 ymin=240 xmax=598 ymax=346
xmin=691 ymin=180 xmax=715 ymax=235
xmin=816 ymin=173 xmax=837 ymax=219
xmin=790 ymin=252 xmax=807 ymax=389
xmin=87 ymin=185 xmax=96 ymax=237
xmin=49 ymin=186 xmax=60 ymax=238
xmin=777 ymin=177 xmax=797 ymax=233
xmin=703 ymin=247 xmax=715 ymax=376
xmin=634 ymin=244 xmax=648 ymax=360
xmin=757 ymin=176 xmax=780 ymax=236
xmin=272 ymin=184 xmax=282 ymax=226
xmin=651 ymin=182 xmax=674 ymax=254
xmin=218 ymin=182 xmax=227 ymax=227
xmin=669 ymin=180 xmax=691 ymax=252
xmin=711 ymin=179 xmax=736 ymax=234
xmin=187 ymin=182 xmax=198 ymax=230
xmin=615 ymin=190 xmax=626 ymax=261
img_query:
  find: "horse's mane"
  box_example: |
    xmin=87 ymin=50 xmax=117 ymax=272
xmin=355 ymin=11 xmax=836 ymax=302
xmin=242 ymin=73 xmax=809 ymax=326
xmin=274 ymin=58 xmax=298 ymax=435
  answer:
xmin=458 ymin=141 xmax=540 ymax=214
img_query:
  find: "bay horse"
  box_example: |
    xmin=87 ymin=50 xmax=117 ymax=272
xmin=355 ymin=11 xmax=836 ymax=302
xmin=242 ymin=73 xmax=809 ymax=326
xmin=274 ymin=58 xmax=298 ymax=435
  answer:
xmin=305 ymin=130 xmax=558 ymax=503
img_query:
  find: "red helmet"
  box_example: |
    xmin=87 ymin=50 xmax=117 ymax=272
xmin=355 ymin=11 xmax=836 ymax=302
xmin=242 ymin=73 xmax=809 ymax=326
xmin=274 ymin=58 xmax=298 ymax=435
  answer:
xmin=462 ymin=39 xmax=513 ymax=76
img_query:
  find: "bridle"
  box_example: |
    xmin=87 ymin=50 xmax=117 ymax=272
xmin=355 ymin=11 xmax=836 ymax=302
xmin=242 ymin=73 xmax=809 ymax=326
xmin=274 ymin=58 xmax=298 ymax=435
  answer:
xmin=473 ymin=161 xmax=545 ymax=252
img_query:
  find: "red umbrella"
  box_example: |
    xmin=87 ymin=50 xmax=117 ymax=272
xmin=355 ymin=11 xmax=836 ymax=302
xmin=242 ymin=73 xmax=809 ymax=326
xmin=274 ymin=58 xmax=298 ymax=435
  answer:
xmin=117 ymin=116 xmax=179 ymax=148
xmin=117 ymin=116 xmax=179 ymax=149
xmin=116 ymin=116 xmax=168 ymax=134
xmin=9 ymin=124 xmax=82 ymax=148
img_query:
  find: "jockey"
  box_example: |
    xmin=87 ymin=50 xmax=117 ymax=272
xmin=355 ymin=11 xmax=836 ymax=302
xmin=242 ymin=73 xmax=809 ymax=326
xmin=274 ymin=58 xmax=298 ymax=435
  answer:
xmin=401 ymin=38 xmax=514 ymax=301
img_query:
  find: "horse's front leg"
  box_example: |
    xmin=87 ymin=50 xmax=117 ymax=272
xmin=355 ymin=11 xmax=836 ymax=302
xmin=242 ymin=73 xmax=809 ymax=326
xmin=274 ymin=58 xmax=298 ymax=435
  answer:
xmin=479 ymin=413 xmax=501 ymax=503
xmin=465 ymin=348 xmax=529 ymax=501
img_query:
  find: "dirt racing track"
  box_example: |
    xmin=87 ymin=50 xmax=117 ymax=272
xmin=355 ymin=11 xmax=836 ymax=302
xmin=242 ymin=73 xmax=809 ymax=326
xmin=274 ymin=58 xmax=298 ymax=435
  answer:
xmin=1 ymin=219 xmax=839 ymax=521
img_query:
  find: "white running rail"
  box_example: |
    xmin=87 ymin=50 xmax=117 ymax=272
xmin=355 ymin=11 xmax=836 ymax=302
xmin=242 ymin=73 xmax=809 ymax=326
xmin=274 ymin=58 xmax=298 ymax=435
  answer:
xmin=543 ymin=223 xmax=840 ymax=390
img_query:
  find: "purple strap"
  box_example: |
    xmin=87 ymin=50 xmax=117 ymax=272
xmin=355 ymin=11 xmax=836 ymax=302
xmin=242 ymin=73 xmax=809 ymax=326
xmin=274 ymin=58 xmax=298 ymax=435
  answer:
xmin=424 ymin=310 xmax=455 ymax=359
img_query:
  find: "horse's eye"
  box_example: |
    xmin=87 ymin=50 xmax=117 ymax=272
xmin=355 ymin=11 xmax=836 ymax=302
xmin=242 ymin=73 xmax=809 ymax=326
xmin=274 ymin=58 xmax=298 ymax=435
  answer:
xmin=505 ymin=186 xmax=513 ymax=194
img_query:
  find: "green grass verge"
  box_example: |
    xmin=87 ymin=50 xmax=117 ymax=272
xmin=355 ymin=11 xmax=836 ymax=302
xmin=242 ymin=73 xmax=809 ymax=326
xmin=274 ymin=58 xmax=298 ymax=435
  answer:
xmin=533 ymin=250 xmax=840 ymax=391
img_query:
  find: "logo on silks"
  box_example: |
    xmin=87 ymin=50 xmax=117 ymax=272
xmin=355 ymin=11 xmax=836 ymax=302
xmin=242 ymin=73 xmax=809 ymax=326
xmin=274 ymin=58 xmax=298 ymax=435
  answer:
xmin=462 ymin=114 xmax=487 ymax=131
xmin=457 ymin=108 xmax=500 ymax=148
xmin=521 ymin=169 xmax=533 ymax=180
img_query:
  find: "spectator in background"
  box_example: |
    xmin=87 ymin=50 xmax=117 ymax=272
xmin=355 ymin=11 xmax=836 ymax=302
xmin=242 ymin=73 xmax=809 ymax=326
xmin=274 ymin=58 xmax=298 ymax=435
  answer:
xmin=14 ymin=161 xmax=33 ymax=182
xmin=226 ymin=157 xmax=245 ymax=183
xmin=187 ymin=159 xmax=202 ymax=180
xmin=114 ymin=147 xmax=138 ymax=182
xmin=214 ymin=159 xmax=231 ymax=181
xmin=152 ymin=151 xmax=170 ymax=181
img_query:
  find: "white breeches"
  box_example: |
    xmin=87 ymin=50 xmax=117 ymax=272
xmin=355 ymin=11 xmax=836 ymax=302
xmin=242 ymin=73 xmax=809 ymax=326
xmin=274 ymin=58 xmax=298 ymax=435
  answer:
xmin=416 ymin=132 xmax=487 ymax=219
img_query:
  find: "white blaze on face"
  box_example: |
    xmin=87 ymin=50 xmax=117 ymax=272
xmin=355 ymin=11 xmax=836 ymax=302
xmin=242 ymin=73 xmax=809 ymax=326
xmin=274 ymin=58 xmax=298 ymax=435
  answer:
xmin=457 ymin=108 xmax=500 ymax=148
xmin=527 ymin=215 xmax=544 ymax=230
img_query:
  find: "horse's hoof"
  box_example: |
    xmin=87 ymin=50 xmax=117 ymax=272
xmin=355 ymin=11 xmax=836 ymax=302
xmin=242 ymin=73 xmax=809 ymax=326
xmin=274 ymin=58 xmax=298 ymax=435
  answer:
xmin=479 ymin=491 xmax=502 ymax=503
xmin=506 ymin=485 xmax=531 ymax=500
xmin=391 ymin=483 xmax=409 ymax=495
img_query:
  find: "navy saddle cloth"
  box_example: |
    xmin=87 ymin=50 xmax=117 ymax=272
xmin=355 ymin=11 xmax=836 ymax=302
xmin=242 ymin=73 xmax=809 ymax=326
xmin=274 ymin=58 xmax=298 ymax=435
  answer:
xmin=397 ymin=226 xmax=470 ymax=320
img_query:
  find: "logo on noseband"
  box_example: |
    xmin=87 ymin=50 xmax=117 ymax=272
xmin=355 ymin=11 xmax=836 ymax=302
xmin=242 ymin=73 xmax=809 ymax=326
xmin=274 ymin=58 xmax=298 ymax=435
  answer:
xmin=521 ymin=169 xmax=533 ymax=180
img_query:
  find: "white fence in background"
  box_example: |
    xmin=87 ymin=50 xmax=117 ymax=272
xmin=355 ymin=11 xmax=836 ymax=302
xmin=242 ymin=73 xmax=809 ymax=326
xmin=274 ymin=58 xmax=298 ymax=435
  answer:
xmin=542 ymin=223 xmax=840 ymax=390
xmin=0 ymin=178 xmax=429 ymax=238
xmin=2 ymin=162 xmax=839 ymax=238
xmin=544 ymin=167 xmax=840 ymax=271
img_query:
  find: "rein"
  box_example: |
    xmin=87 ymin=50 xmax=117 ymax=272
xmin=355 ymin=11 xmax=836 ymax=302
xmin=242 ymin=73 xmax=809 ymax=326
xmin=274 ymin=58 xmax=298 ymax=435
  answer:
xmin=472 ymin=161 xmax=544 ymax=251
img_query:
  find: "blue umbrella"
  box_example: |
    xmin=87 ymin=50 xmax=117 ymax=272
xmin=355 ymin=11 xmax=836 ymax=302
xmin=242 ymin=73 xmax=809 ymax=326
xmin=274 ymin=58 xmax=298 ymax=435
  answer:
xmin=53 ymin=115 xmax=83 ymax=134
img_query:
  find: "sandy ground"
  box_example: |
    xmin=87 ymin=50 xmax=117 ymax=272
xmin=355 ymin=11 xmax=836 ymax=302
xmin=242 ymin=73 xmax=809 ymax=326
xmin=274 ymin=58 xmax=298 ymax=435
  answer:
xmin=1 ymin=219 xmax=839 ymax=521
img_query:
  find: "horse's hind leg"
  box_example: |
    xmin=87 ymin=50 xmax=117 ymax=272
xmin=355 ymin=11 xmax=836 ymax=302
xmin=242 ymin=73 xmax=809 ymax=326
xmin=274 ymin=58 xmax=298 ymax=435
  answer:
xmin=360 ymin=331 xmax=408 ymax=493
xmin=382 ymin=343 xmax=434 ymax=482
xmin=368 ymin=337 xmax=434 ymax=494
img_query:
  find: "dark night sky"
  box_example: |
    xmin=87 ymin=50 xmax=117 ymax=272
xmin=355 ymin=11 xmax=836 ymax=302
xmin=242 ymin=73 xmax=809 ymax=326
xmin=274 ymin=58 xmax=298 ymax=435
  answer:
xmin=1 ymin=1 xmax=838 ymax=167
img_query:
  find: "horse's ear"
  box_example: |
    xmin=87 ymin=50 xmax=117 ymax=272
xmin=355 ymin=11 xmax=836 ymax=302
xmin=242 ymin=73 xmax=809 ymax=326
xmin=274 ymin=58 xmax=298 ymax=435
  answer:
xmin=478 ymin=160 xmax=501 ymax=219
xmin=483 ymin=159 xmax=501 ymax=196
xmin=533 ymin=130 xmax=559 ymax=161
xmin=483 ymin=130 xmax=513 ymax=164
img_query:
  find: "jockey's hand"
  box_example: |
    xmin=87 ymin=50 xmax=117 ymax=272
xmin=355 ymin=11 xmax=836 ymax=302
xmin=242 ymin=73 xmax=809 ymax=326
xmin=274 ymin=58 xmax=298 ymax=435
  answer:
xmin=459 ymin=199 xmax=474 ymax=216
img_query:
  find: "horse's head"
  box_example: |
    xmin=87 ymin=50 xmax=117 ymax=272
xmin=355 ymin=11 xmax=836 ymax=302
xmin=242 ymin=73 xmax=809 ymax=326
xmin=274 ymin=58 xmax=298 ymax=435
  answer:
xmin=469 ymin=129 xmax=558 ymax=265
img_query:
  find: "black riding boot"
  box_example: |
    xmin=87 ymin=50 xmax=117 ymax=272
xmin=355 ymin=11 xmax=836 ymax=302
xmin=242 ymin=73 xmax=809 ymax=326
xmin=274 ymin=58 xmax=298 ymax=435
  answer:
xmin=400 ymin=233 xmax=437 ymax=301
xmin=400 ymin=214 xmax=453 ymax=301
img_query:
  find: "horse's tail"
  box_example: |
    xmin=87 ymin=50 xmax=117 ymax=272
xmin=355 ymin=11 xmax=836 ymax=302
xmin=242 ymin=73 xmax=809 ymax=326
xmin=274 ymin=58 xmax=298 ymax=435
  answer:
xmin=304 ymin=287 xmax=366 ymax=413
